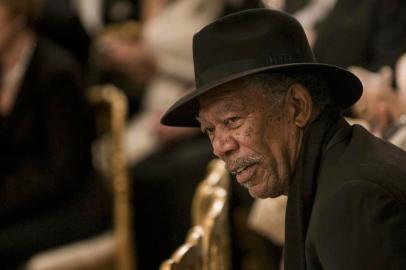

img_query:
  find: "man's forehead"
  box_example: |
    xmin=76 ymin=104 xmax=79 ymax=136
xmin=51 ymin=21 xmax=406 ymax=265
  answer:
xmin=198 ymin=82 xmax=248 ymax=112
xmin=197 ymin=81 xmax=267 ymax=122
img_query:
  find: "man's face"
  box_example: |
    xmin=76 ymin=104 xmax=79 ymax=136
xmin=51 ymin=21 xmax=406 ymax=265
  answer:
xmin=198 ymin=81 xmax=302 ymax=198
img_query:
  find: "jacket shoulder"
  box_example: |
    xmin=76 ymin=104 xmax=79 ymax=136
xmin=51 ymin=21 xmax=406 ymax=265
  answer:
xmin=320 ymin=124 xmax=406 ymax=203
xmin=307 ymin=180 xmax=406 ymax=269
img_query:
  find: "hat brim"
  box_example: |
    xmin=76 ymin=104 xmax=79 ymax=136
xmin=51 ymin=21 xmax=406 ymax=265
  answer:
xmin=161 ymin=63 xmax=363 ymax=127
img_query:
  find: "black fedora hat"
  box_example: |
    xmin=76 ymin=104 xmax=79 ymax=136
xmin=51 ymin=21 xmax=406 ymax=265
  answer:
xmin=161 ymin=8 xmax=362 ymax=127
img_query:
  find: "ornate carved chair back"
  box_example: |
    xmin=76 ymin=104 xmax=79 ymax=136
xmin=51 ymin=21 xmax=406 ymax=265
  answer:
xmin=191 ymin=159 xmax=231 ymax=270
xmin=191 ymin=159 xmax=229 ymax=226
xmin=88 ymin=84 xmax=136 ymax=270
xmin=160 ymin=226 xmax=204 ymax=270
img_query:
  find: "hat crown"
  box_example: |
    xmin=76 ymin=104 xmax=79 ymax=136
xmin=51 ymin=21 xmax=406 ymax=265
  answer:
xmin=193 ymin=8 xmax=315 ymax=87
xmin=160 ymin=8 xmax=362 ymax=127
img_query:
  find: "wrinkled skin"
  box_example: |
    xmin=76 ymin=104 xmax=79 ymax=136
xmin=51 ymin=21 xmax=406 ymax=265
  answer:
xmin=197 ymin=80 xmax=311 ymax=198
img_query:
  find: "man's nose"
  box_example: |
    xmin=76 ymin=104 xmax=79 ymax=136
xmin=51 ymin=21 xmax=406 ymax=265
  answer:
xmin=212 ymin=130 xmax=238 ymax=158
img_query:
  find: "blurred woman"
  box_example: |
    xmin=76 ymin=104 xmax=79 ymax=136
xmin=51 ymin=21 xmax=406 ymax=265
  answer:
xmin=0 ymin=0 xmax=110 ymax=268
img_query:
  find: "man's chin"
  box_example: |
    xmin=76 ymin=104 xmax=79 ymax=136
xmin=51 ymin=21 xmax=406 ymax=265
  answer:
xmin=248 ymin=184 xmax=283 ymax=198
xmin=248 ymin=185 xmax=270 ymax=199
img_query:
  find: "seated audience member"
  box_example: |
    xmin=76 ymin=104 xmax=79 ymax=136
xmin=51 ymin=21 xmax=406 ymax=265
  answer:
xmin=34 ymin=0 xmax=141 ymax=94
xmin=160 ymin=8 xmax=406 ymax=270
xmin=311 ymin=0 xmax=406 ymax=71
xmin=247 ymin=3 xmax=405 ymax=269
xmin=0 ymin=1 xmax=111 ymax=269
xmin=263 ymin=0 xmax=405 ymax=72
xmin=350 ymin=66 xmax=397 ymax=137
xmin=387 ymin=54 xmax=406 ymax=149
xmin=351 ymin=54 xmax=406 ymax=145
xmin=247 ymin=54 xmax=406 ymax=270
xmin=263 ymin=0 xmax=337 ymax=47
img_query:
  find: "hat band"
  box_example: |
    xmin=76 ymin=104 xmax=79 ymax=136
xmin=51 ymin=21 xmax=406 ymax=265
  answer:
xmin=196 ymin=54 xmax=313 ymax=87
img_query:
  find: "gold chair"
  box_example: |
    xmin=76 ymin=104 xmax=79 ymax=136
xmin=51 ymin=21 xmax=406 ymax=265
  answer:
xmin=160 ymin=226 xmax=205 ymax=270
xmin=191 ymin=159 xmax=229 ymax=226
xmin=161 ymin=159 xmax=231 ymax=270
xmin=88 ymin=84 xmax=136 ymax=270
xmin=25 ymin=85 xmax=135 ymax=270
xmin=200 ymin=186 xmax=230 ymax=270
xmin=193 ymin=159 xmax=231 ymax=270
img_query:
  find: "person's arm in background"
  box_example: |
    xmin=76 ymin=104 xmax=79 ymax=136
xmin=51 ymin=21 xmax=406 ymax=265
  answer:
xmin=140 ymin=0 xmax=168 ymax=23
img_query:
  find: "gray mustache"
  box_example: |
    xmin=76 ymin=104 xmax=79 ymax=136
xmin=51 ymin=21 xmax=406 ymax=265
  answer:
xmin=226 ymin=155 xmax=262 ymax=173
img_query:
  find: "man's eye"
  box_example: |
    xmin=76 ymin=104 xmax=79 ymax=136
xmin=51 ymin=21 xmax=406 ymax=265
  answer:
xmin=203 ymin=127 xmax=215 ymax=136
xmin=224 ymin=116 xmax=241 ymax=127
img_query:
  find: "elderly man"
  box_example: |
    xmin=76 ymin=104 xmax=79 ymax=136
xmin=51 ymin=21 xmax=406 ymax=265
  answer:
xmin=161 ymin=8 xmax=406 ymax=270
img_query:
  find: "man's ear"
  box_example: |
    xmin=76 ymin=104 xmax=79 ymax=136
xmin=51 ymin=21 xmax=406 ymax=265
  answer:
xmin=286 ymin=83 xmax=313 ymax=128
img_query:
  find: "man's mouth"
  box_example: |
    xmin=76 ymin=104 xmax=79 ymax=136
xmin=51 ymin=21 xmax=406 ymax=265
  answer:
xmin=235 ymin=164 xmax=257 ymax=185
xmin=228 ymin=157 xmax=260 ymax=174
xmin=227 ymin=156 xmax=261 ymax=188
xmin=231 ymin=165 xmax=251 ymax=176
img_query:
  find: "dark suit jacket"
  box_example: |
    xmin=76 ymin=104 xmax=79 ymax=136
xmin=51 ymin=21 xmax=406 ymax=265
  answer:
xmin=313 ymin=0 xmax=406 ymax=71
xmin=36 ymin=0 xmax=91 ymax=69
xmin=305 ymin=119 xmax=406 ymax=269
xmin=0 ymin=38 xmax=110 ymax=267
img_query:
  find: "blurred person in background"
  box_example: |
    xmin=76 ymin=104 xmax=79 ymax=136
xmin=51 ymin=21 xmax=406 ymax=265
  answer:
xmin=311 ymin=0 xmax=406 ymax=72
xmin=0 ymin=0 xmax=111 ymax=268
xmin=35 ymin=0 xmax=143 ymax=114
xmin=265 ymin=0 xmax=406 ymax=71
xmin=76 ymin=0 xmax=145 ymax=115
xmin=387 ymin=54 xmax=406 ymax=149
xmin=350 ymin=54 xmax=406 ymax=146
xmin=35 ymin=0 xmax=142 ymax=74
